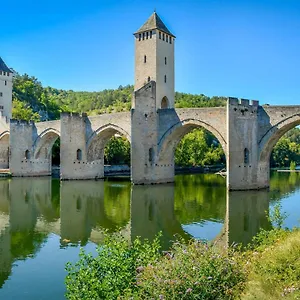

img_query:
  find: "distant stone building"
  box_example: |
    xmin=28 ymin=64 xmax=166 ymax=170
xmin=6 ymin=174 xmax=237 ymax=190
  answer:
xmin=133 ymin=12 xmax=175 ymax=109
xmin=0 ymin=57 xmax=13 ymax=120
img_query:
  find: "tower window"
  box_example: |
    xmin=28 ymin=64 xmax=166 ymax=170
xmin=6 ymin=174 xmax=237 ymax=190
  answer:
xmin=144 ymin=55 xmax=147 ymax=63
xmin=170 ymin=37 xmax=172 ymax=44
xmin=146 ymin=32 xmax=149 ymax=39
xmin=25 ymin=150 xmax=30 ymax=160
xmin=149 ymin=148 xmax=154 ymax=163
xmin=139 ymin=34 xmax=141 ymax=41
xmin=77 ymin=149 xmax=82 ymax=161
xmin=159 ymin=32 xmax=161 ymax=39
xmin=4 ymin=81 xmax=7 ymax=86
xmin=165 ymin=57 xmax=167 ymax=65
xmin=150 ymin=31 xmax=152 ymax=38
xmin=142 ymin=33 xmax=145 ymax=40
xmin=164 ymin=75 xmax=167 ymax=83
xmin=148 ymin=76 xmax=150 ymax=82
xmin=0 ymin=92 xmax=2 ymax=97
xmin=244 ymin=148 xmax=249 ymax=164
xmin=166 ymin=35 xmax=168 ymax=42
xmin=162 ymin=33 xmax=165 ymax=41
xmin=161 ymin=96 xmax=169 ymax=109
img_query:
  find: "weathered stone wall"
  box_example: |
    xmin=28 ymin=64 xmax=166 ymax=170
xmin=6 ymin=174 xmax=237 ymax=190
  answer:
xmin=9 ymin=120 xmax=61 ymax=176
xmin=226 ymin=98 xmax=261 ymax=190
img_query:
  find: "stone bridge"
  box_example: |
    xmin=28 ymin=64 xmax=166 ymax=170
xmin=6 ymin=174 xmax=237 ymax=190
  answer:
xmin=1 ymin=82 xmax=300 ymax=190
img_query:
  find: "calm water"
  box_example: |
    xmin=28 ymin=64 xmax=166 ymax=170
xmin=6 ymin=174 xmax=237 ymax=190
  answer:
xmin=0 ymin=172 xmax=300 ymax=299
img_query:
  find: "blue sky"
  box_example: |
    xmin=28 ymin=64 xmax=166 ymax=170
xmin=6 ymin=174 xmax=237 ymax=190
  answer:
xmin=1 ymin=0 xmax=300 ymax=105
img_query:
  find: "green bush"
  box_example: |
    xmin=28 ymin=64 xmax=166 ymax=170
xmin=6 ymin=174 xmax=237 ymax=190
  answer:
xmin=290 ymin=160 xmax=296 ymax=170
xmin=136 ymin=240 xmax=246 ymax=300
xmin=65 ymin=233 xmax=161 ymax=299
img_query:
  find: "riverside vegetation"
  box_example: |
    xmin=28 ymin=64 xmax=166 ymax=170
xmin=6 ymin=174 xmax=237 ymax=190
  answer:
xmin=12 ymin=73 xmax=300 ymax=168
xmin=65 ymin=204 xmax=300 ymax=299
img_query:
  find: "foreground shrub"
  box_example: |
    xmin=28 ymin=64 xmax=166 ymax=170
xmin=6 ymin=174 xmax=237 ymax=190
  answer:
xmin=137 ymin=240 xmax=246 ymax=300
xmin=65 ymin=234 xmax=161 ymax=300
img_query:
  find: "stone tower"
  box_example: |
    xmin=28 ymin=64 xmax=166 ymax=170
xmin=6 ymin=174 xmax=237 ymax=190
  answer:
xmin=133 ymin=12 xmax=175 ymax=109
xmin=131 ymin=13 xmax=176 ymax=184
xmin=0 ymin=57 xmax=13 ymax=119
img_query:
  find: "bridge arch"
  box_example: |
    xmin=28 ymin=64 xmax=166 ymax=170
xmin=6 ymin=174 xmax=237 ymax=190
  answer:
xmin=157 ymin=118 xmax=227 ymax=164
xmin=33 ymin=128 xmax=60 ymax=159
xmin=86 ymin=123 xmax=130 ymax=162
xmin=259 ymin=114 xmax=300 ymax=163
xmin=0 ymin=131 xmax=9 ymax=168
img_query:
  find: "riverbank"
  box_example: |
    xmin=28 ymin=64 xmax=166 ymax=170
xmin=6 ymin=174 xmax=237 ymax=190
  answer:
xmin=65 ymin=227 xmax=300 ymax=299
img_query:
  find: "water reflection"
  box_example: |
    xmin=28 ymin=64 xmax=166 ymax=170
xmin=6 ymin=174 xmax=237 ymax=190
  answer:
xmin=223 ymin=190 xmax=272 ymax=246
xmin=0 ymin=172 xmax=300 ymax=290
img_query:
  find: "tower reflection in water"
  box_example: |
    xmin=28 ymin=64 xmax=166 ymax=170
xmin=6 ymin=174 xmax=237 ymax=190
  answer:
xmin=1 ymin=172 xmax=298 ymax=287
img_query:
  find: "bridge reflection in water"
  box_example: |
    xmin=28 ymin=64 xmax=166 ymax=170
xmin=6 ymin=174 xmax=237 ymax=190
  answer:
xmin=0 ymin=172 xmax=300 ymax=288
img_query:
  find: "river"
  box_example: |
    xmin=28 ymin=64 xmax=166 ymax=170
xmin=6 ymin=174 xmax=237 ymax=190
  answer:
xmin=0 ymin=171 xmax=299 ymax=299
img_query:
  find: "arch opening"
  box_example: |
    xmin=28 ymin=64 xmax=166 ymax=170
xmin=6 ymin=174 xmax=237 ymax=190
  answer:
xmin=0 ymin=132 xmax=9 ymax=169
xmin=86 ymin=125 xmax=131 ymax=175
xmin=161 ymin=96 xmax=169 ymax=109
xmin=158 ymin=120 xmax=226 ymax=173
xmin=259 ymin=117 xmax=300 ymax=170
xmin=34 ymin=129 xmax=60 ymax=175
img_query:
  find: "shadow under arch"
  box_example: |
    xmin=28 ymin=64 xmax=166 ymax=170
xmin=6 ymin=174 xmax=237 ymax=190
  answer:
xmin=86 ymin=123 xmax=131 ymax=162
xmin=157 ymin=118 xmax=227 ymax=164
xmin=259 ymin=114 xmax=300 ymax=163
xmin=0 ymin=131 xmax=9 ymax=168
xmin=33 ymin=128 xmax=60 ymax=159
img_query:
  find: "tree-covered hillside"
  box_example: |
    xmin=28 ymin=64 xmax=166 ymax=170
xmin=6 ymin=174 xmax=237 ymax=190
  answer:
xmin=11 ymin=74 xmax=226 ymax=121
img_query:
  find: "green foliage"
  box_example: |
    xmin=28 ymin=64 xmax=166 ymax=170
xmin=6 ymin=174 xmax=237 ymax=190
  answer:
xmin=12 ymin=99 xmax=40 ymax=121
xmin=65 ymin=233 xmax=161 ymax=300
xmin=243 ymin=229 xmax=300 ymax=299
xmin=12 ymin=74 xmax=62 ymax=121
xmin=66 ymin=236 xmax=246 ymax=299
xmin=137 ymin=240 xmax=246 ymax=300
xmin=267 ymin=203 xmax=289 ymax=229
xmin=271 ymin=129 xmax=300 ymax=168
xmin=104 ymin=137 xmax=130 ymax=165
xmin=175 ymin=129 xmax=225 ymax=167
xmin=290 ymin=160 xmax=296 ymax=170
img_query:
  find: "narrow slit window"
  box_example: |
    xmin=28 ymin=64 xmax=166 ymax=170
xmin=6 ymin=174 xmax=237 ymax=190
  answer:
xmin=144 ymin=55 xmax=147 ymax=63
xmin=77 ymin=149 xmax=82 ymax=161
xmin=139 ymin=34 xmax=141 ymax=41
xmin=244 ymin=148 xmax=249 ymax=164
xmin=148 ymin=76 xmax=150 ymax=82
xmin=25 ymin=150 xmax=30 ymax=160
xmin=164 ymin=75 xmax=167 ymax=83
xmin=146 ymin=32 xmax=149 ymax=39
xmin=149 ymin=148 xmax=154 ymax=163
xmin=170 ymin=37 xmax=172 ymax=44
xmin=166 ymin=35 xmax=168 ymax=42
xmin=159 ymin=32 xmax=161 ymax=39
xmin=165 ymin=57 xmax=167 ymax=65
xmin=150 ymin=31 xmax=152 ymax=38
xmin=162 ymin=33 xmax=165 ymax=41
xmin=142 ymin=32 xmax=145 ymax=40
